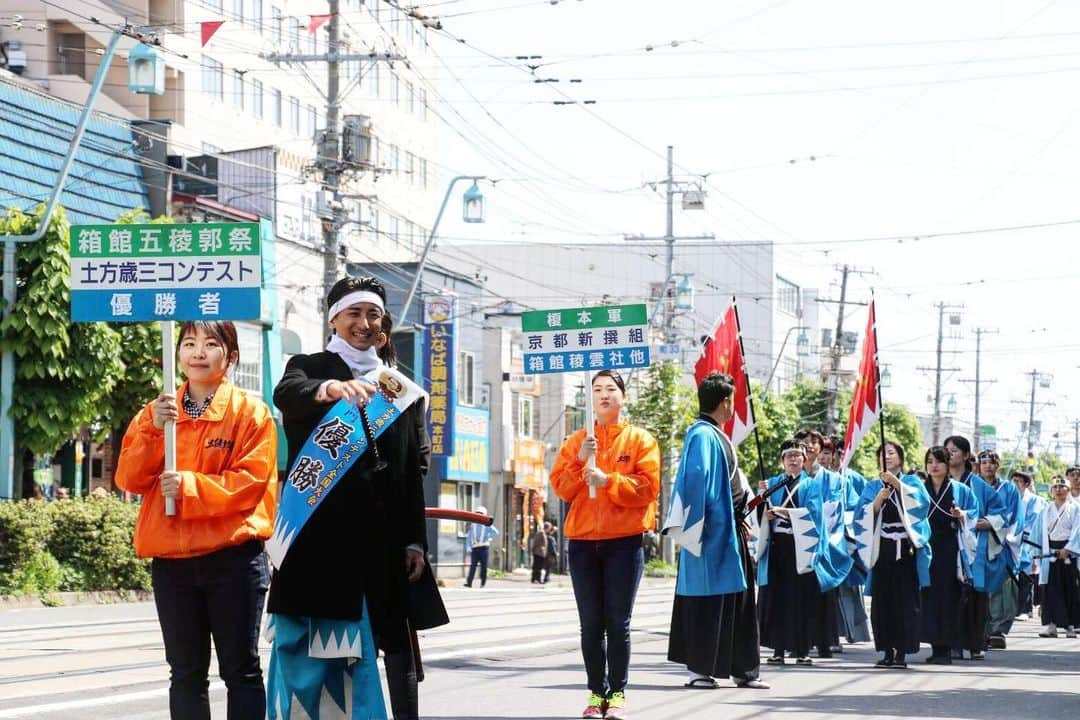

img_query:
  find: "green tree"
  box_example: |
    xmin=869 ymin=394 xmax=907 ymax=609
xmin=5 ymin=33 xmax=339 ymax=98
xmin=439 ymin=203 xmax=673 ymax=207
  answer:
xmin=626 ymin=361 xmax=697 ymax=459
xmin=1000 ymin=450 xmax=1066 ymax=492
xmin=0 ymin=206 xmax=123 ymax=458
xmin=847 ymin=402 xmax=926 ymax=477
xmin=737 ymin=381 xmax=799 ymax=483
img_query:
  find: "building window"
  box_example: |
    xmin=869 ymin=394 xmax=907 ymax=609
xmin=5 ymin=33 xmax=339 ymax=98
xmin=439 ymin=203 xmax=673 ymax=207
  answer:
xmin=233 ymin=71 xmax=245 ymax=110
xmin=776 ymin=275 xmax=800 ymax=317
xmin=234 ymin=323 xmax=263 ymax=397
xmin=391 ymin=73 xmax=400 ymax=106
xmin=232 ymin=0 xmax=244 ymax=23
xmin=306 ymin=104 xmax=317 ymax=138
xmin=290 ymin=18 xmax=301 ymax=50
xmin=203 ymin=0 xmax=223 ymax=11
xmin=252 ymin=79 xmax=264 ymax=119
xmin=270 ymin=88 xmax=282 ymax=126
xmin=458 ymin=351 xmax=476 ymax=406
xmin=517 ymin=395 xmax=534 ymax=438
xmin=406 ymin=81 xmax=415 ymax=113
xmin=271 ymin=6 xmax=282 ymax=44
xmin=455 ymin=483 xmax=477 ymax=538
xmin=308 ymin=23 xmax=317 ymax=53
xmin=252 ymin=0 xmax=263 ymax=31
xmin=420 ymin=157 xmax=428 ymax=188
xmin=389 ymin=215 xmax=399 ymax=243
xmin=288 ymin=96 xmax=300 ymax=134
xmin=406 ymin=151 xmax=415 ymax=184
xmin=201 ymin=56 xmax=223 ymax=101
xmin=390 ymin=144 xmax=399 ymax=173
xmin=420 ymin=88 xmax=428 ymax=120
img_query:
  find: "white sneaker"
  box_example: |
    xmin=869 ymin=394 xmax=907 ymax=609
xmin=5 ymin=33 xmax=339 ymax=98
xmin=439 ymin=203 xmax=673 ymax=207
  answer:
xmin=1039 ymin=624 xmax=1059 ymax=638
xmin=1067 ymin=626 xmax=1077 ymax=639
xmin=1015 ymin=613 xmax=1029 ymax=621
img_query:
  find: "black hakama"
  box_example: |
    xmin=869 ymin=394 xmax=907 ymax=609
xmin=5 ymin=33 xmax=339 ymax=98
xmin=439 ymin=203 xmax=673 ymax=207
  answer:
xmin=921 ymin=481 xmax=963 ymax=652
xmin=1040 ymin=540 xmax=1080 ymax=627
xmin=870 ymin=501 xmax=921 ymax=654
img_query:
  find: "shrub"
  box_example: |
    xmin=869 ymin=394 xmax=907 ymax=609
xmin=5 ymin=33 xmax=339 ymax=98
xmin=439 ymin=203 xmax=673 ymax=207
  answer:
xmin=45 ymin=496 xmax=151 ymax=592
xmin=0 ymin=500 xmax=52 ymax=594
xmin=644 ymin=558 xmax=677 ymax=578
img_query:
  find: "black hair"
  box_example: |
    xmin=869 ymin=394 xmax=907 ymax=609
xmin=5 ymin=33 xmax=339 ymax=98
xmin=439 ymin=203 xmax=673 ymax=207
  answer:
xmin=878 ymin=441 xmax=906 ymax=471
xmin=924 ymin=445 xmax=949 ymax=467
xmin=794 ymin=428 xmax=824 ymax=445
xmin=592 ymin=370 xmax=626 ymax=395
xmin=177 ymin=321 xmax=239 ymax=366
xmin=698 ymin=372 xmax=734 ymax=414
xmin=1010 ymin=470 xmax=1033 ymax=485
xmin=326 ymin=275 xmax=387 ymax=311
xmin=1067 ymin=466 xmax=1080 ymax=476
xmin=943 ymin=435 xmax=973 ymax=473
xmin=780 ymin=439 xmax=807 ymax=455
xmin=377 ymin=313 xmax=397 ymax=367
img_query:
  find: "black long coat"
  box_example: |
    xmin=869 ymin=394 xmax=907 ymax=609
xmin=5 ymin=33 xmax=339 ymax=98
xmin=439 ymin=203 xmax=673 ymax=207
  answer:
xmin=268 ymin=351 xmax=448 ymax=651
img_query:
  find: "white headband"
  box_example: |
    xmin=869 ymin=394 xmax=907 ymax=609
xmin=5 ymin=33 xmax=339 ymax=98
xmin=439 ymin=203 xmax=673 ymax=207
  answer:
xmin=328 ymin=290 xmax=385 ymax=321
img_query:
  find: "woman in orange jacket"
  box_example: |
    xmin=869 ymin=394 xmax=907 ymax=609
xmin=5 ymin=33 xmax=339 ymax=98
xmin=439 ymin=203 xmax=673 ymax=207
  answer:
xmin=552 ymin=369 xmax=660 ymax=720
xmin=115 ymin=320 xmax=277 ymax=720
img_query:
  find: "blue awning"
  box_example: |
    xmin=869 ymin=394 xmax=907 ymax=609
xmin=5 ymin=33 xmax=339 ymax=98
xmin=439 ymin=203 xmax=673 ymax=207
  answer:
xmin=0 ymin=75 xmax=150 ymax=226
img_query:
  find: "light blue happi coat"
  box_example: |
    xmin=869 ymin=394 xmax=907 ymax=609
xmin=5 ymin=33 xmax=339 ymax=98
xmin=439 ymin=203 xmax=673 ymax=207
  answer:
xmin=852 ymin=474 xmax=933 ymax=590
xmin=1018 ymin=491 xmax=1047 ymax=567
xmin=266 ymin=599 xmax=387 ymax=720
xmin=663 ymin=419 xmax=746 ymax=596
xmin=755 ymin=472 xmax=821 ymax=589
xmin=982 ymin=477 xmax=1023 ymax=591
xmin=957 ymin=472 xmax=1008 ymax=592
xmin=1029 ymin=500 xmax=1080 ymax=585
xmin=802 ymin=465 xmax=855 ymax=592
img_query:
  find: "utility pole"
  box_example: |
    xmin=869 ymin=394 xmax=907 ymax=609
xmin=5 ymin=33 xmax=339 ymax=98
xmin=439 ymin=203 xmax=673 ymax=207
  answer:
xmin=321 ymin=0 xmax=342 ymax=294
xmin=263 ymin=24 xmax=405 ymax=297
xmin=815 ymin=265 xmax=871 ymax=435
xmin=916 ymin=302 xmax=962 ymax=446
xmin=959 ymin=327 xmax=997 ymax=451
xmin=1012 ymin=370 xmax=1054 ymax=453
xmin=623 ymin=146 xmax=711 ymax=564
xmin=1073 ymin=420 xmax=1080 ymax=465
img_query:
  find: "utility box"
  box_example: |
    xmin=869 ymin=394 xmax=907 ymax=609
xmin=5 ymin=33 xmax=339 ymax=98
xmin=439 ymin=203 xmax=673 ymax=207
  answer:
xmin=342 ymin=114 xmax=372 ymax=165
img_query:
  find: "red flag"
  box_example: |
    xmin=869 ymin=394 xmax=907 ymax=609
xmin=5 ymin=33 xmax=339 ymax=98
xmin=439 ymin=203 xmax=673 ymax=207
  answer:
xmin=840 ymin=300 xmax=881 ymax=469
xmin=309 ymin=14 xmax=333 ymax=34
xmin=695 ymin=300 xmax=755 ymax=446
xmin=200 ymin=20 xmax=224 ymax=47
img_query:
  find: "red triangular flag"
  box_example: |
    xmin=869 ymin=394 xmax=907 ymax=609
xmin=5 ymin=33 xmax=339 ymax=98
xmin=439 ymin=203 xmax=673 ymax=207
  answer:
xmin=309 ymin=14 xmax=333 ymax=34
xmin=694 ymin=299 xmax=755 ymax=446
xmin=840 ymin=300 xmax=881 ymax=469
xmin=201 ymin=20 xmax=224 ymax=47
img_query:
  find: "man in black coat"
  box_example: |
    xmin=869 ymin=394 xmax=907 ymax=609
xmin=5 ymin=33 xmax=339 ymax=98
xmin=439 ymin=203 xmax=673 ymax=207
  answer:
xmin=268 ymin=276 xmax=447 ymax=719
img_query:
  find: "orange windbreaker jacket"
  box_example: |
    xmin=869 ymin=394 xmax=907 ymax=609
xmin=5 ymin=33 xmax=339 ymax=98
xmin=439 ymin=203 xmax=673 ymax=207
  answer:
xmin=551 ymin=421 xmax=661 ymax=541
xmin=114 ymin=380 xmax=278 ymax=559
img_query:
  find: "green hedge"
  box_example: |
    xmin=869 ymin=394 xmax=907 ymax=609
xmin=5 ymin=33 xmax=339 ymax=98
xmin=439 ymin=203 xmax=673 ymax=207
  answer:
xmin=0 ymin=497 xmax=150 ymax=596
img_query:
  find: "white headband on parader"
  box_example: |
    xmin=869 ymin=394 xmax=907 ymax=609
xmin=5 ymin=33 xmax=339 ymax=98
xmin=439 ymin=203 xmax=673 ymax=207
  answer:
xmin=328 ymin=290 xmax=385 ymax=321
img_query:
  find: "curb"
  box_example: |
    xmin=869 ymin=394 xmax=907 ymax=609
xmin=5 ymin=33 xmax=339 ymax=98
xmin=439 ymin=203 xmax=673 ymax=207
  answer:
xmin=0 ymin=589 xmax=154 ymax=609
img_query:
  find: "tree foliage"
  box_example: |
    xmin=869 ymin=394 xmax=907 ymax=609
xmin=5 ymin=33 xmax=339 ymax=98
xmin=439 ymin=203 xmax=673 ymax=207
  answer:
xmin=737 ymin=381 xmax=798 ymax=483
xmin=0 ymin=206 xmax=123 ymax=455
xmin=626 ymin=361 xmax=697 ymax=464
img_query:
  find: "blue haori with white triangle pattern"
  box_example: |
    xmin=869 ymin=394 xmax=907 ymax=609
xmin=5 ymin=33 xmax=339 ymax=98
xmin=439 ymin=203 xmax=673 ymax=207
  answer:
xmin=266 ymin=600 xmax=387 ymax=719
xmin=265 ymin=365 xmax=427 ymax=571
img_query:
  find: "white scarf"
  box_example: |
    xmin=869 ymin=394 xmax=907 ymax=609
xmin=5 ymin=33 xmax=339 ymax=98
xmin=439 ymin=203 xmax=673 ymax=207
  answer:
xmin=326 ymin=334 xmax=382 ymax=377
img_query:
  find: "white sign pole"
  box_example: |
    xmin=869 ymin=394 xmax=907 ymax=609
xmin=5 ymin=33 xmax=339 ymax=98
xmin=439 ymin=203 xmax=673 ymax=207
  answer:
xmin=583 ymin=370 xmax=596 ymax=499
xmin=161 ymin=321 xmax=177 ymax=517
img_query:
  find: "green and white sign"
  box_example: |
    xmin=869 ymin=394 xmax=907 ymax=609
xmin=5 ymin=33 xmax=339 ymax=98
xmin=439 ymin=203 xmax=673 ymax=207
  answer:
xmin=520 ymin=303 xmax=650 ymax=374
xmin=70 ymin=222 xmax=262 ymax=321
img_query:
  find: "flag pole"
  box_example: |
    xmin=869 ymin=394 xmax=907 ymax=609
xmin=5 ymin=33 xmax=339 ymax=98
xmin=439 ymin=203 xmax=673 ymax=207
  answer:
xmin=731 ymin=296 xmax=768 ymax=486
xmin=871 ymin=293 xmax=887 ymax=469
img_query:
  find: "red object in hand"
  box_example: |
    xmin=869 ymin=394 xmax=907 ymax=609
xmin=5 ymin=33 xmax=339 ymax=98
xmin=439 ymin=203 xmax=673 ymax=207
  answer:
xmin=424 ymin=508 xmax=493 ymax=526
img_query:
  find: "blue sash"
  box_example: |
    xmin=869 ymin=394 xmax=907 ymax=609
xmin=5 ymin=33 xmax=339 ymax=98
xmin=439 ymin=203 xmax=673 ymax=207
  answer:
xmin=266 ymin=365 xmax=426 ymax=570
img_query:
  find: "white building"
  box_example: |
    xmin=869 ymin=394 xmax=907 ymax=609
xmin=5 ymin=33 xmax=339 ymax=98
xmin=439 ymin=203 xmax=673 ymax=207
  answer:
xmin=0 ymin=0 xmax=440 ymax=360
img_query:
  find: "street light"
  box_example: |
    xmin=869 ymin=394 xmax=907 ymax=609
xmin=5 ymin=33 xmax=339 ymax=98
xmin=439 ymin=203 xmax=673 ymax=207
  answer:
xmin=674 ymin=274 xmax=695 ymax=311
xmin=762 ymin=325 xmax=810 ymax=400
xmin=398 ymin=175 xmax=486 ymax=324
xmin=880 ymin=365 xmax=892 ymax=389
xmin=462 ymin=181 xmax=484 ymax=223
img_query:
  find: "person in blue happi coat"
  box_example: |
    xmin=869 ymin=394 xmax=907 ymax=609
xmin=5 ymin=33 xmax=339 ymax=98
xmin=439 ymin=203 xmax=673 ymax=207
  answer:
xmin=1011 ymin=470 xmax=1046 ymax=619
xmin=664 ymin=372 xmax=769 ymax=690
xmin=943 ymin=436 xmax=1006 ymax=660
xmin=977 ymin=449 xmax=1023 ymax=650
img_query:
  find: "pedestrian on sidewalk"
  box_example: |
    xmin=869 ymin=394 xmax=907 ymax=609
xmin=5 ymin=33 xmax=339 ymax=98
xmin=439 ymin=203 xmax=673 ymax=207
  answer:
xmin=466 ymin=506 xmax=498 ymax=587
xmin=544 ymin=523 xmax=559 ymax=583
xmin=531 ymin=522 xmax=550 ymax=584
xmin=114 ymin=320 xmax=278 ymax=720
xmin=664 ymin=372 xmax=768 ymax=690
xmin=552 ymin=370 xmax=661 ymax=720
